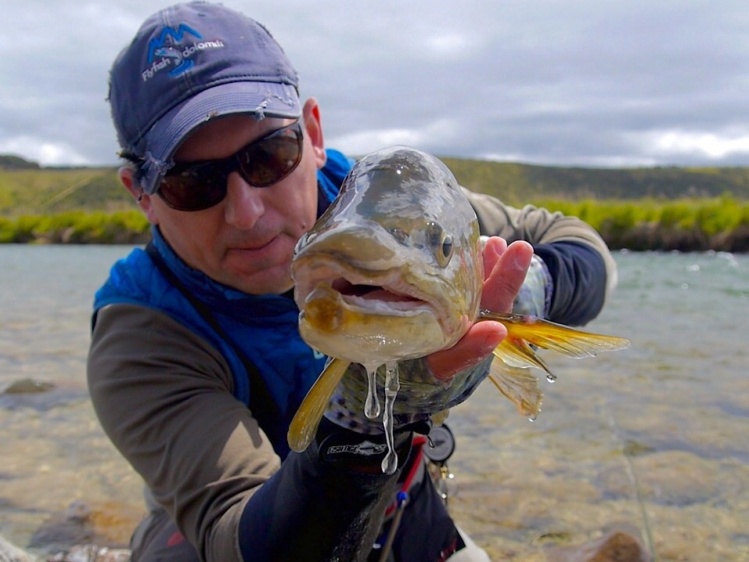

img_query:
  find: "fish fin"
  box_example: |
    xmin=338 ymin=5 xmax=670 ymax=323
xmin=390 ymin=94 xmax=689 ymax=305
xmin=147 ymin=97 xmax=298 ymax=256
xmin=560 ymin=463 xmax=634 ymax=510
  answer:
xmin=287 ymin=357 xmax=351 ymax=453
xmin=482 ymin=312 xmax=631 ymax=358
xmin=493 ymin=335 xmax=554 ymax=375
xmin=484 ymin=312 xmax=629 ymax=416
xmin=487 ymin=362 xmax=543 ymax=417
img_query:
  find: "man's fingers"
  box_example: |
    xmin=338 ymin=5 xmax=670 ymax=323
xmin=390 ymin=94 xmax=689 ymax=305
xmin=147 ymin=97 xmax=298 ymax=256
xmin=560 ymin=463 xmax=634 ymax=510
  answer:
xmin=426 ymin=238 xmax=534 ymax=382
xmin=427 ymin=321 xmax=507 ymax=381
xmin=481 ymin=240 xmax=534 ymax=313
xmin=482 ymin=236 xmax=507 ymax=276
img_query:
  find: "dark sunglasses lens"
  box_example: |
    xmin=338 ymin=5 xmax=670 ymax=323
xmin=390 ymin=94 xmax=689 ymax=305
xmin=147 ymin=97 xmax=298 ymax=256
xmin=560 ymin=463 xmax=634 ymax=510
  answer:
xmin=239 ymin=125 xmax=303 ymax=187
xmin=157 ymin=121 xmax=303 ymax=211
xmin=159 ymin=167 xmax=227 ymax=211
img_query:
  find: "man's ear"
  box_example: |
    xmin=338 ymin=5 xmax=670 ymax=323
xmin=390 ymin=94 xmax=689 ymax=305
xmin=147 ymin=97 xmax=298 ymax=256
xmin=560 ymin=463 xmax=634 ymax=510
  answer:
xmin=119 ymin=166 xmax=158 ymax=225
xmin=302 ymin=97 xmax=327 ymax=169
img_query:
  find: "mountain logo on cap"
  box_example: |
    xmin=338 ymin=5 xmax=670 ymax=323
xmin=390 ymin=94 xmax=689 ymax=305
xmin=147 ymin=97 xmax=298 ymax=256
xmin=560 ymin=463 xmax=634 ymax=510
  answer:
xmin=142 ymin=24 xmax=225 ymax=82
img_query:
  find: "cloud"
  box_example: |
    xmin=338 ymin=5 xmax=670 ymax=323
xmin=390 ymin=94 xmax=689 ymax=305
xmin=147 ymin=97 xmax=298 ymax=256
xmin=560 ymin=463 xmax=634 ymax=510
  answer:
xmin=0 ymin=136 xmax=91 ymax=167
xmin=1 ymin=0 xmax=748 ymax=168
xmin=648 ymin=129 xmax=749 ymax=161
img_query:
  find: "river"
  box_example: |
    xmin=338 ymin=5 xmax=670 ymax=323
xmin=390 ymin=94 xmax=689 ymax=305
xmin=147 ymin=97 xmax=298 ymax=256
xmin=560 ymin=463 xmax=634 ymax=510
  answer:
xmin=1 ymin=246 xmax=747 ymax=561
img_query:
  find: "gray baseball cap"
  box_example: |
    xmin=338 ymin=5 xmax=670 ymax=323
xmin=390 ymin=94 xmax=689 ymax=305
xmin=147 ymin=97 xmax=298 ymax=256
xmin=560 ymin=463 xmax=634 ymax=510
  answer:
xmin=108 ymin=1 xmax=301 ymax=194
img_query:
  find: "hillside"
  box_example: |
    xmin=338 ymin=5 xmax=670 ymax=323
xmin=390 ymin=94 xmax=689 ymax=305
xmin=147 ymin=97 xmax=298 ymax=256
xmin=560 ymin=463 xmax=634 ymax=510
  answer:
xmin=1 ymin=154 xmax=748 ymax=250
xmin=0 ymin=154 xmax=40 ymax=170
xmin=0 ymin=166 xmax=130 ymax=216
xmin=1 ymin=154 xmax=748 ymax=216
xmin=440 ymin=158 xmax=749 ymax=204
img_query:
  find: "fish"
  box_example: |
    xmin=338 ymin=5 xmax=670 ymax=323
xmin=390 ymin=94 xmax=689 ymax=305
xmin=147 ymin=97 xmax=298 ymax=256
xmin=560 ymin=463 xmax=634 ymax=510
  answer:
xmin=288 ymin=146 xmax=629 ymax=471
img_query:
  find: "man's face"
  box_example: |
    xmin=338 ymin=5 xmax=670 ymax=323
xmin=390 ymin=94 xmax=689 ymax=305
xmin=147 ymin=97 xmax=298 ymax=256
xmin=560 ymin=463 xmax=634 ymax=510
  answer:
xmin=127 ymin=99 xmax=327 ymax=295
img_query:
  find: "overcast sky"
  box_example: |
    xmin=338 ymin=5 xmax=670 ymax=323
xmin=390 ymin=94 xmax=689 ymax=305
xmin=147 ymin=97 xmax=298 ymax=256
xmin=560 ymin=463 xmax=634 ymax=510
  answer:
xmin=2 ymin=0 xmax=748 ymax=168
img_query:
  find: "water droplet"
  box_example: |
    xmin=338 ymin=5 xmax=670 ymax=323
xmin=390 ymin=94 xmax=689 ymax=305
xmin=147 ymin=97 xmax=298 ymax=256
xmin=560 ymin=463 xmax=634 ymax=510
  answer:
xmin=528 ymin=414 xmax=537 ymax=422
xmin=364 ymin=368 xmax=380 ymax=419
xmin=546 ymin=373 xmax=557 ymax=383
xmin=381 ymin=448 xmax=398 ymax=475
xmin=380 ymin=363 xmax=400 ymax=475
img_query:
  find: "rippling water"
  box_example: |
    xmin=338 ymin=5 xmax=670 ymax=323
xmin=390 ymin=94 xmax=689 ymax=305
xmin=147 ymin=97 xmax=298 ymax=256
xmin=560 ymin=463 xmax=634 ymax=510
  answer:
xmin=1 ymin=246 xmax=748 ymax=560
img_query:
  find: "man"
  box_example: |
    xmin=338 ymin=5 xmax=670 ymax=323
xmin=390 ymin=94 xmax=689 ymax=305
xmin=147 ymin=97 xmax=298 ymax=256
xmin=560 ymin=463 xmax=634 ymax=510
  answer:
xmin=88 ymin=2 xmax=616 ymax=561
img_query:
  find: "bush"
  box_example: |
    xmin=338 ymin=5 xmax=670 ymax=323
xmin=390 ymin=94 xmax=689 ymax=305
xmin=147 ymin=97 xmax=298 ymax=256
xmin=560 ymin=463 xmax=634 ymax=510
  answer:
xmin=530 ymin=197 xmax=749 ymax=252
xmin=0 ymin=210 xmax=149 ymax=244
xmin=0 ymin=199 xmax=747 ymax=250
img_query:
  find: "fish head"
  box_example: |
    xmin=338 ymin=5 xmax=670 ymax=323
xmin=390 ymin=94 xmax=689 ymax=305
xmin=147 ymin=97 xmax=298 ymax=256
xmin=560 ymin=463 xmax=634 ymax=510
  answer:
xmin=292 ymin=146 xmax=483 ymax=368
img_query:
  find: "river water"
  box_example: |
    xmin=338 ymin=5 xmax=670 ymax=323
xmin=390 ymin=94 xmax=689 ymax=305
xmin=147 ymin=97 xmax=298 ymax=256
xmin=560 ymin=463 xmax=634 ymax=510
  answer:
xmin=1 ymin=246 xmax=748 ymax=561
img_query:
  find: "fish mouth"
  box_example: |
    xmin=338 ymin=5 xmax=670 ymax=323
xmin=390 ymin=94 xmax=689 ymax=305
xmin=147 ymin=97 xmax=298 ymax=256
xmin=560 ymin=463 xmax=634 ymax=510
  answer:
xmin=291 ymin=245 xmax=469 ymax=364
xmin=293 ymin=255 xmax=440 ymax=319
xmin=330 ymin=278 xmax=427 ymax=311
xmin=295 ymin=268 xmax=452 ymax=365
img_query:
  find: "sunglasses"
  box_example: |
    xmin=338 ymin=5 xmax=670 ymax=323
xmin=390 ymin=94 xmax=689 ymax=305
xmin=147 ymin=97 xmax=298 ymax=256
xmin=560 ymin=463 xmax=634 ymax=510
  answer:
xmin=156 ymin=120 xmax=304 ymax=212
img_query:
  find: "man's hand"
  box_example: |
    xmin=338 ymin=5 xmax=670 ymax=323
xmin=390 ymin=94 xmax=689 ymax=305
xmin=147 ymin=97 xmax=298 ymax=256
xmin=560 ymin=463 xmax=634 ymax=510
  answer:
xmin=426 ymin=238 xmax=534 ymax=381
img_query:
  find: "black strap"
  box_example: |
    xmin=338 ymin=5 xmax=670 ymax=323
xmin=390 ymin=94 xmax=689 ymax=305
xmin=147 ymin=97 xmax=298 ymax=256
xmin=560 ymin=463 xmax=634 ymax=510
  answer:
xmin=145 ymin=242 xmax=281 ymax=427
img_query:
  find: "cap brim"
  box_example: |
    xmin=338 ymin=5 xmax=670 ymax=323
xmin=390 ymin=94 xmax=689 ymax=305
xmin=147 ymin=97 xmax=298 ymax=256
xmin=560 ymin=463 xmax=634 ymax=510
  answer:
xmin=140 ymin=81 xmax=301 ymax=194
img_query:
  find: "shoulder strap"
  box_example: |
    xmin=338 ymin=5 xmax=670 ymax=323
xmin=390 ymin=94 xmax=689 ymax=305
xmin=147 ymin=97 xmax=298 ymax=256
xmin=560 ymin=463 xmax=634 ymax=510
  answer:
xmin=145 ymin=242 xmax=281 ymax=425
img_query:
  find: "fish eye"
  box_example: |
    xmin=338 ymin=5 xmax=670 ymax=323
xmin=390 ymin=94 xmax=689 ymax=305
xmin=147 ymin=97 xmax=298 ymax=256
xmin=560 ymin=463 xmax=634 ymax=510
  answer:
xmin=441 ymin=235 xmax=454 ymax=262
xmin=426 ymin=221 xmax=453 ymax=267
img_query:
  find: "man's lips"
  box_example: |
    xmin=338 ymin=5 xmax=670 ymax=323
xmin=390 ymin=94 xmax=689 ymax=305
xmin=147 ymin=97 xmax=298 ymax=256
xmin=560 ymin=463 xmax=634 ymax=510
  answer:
xmin=228 ymin=235 xmax=280 ymax=253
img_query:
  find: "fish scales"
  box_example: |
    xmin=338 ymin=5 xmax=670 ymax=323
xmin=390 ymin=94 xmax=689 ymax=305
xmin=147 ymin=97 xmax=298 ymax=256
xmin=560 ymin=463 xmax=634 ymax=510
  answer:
xmin=288 ymin=146 xmax=629 ymax=465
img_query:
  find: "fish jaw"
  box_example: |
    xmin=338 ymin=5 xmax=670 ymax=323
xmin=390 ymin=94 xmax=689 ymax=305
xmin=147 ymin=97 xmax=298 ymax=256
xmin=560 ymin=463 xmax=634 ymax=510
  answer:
xmin=294 ymin=252 xmax=461 ymax=367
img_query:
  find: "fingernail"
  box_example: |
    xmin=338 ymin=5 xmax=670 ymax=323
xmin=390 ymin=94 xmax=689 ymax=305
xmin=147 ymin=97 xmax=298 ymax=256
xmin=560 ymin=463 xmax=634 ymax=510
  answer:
xmin=514 ymin=250 xmax=532 ymax=271
xmin=481 ymin=326 xmax=505 ymax=354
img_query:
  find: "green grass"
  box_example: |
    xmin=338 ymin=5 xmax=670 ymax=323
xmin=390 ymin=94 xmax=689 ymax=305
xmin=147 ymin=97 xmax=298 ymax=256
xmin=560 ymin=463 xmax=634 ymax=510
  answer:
xmin=0 ymin=196 xmax=746 ymax=251
xmin=1 ymin=158 xmax=748 ymax=249
xmin=0 ymin=167 xmax=131 ymax=216
xmin=0 ymin=210 xmax=149 ymax=244
xmin=530 ymin=195 xmax=749 ymax=251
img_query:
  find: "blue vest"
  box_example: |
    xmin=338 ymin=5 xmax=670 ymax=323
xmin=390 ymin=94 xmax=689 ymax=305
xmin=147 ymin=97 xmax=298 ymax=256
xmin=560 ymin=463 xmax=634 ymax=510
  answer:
xmin=93 ymin=149 xmax=352 ymax=458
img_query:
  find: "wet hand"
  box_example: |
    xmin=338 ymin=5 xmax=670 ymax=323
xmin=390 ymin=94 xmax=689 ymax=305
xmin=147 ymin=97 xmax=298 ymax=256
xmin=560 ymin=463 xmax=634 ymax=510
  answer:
xmin=426 ymin=238 xmax=534 ymax=381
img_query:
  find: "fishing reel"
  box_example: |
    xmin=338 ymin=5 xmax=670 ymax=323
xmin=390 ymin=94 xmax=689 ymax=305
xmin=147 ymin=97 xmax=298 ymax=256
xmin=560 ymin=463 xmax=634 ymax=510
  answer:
xmin=424 ymin=424 xmax=456 ymax=507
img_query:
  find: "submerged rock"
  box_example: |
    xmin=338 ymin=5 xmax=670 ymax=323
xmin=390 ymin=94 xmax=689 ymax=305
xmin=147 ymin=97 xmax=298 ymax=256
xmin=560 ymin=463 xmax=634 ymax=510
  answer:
xmin=1 ymin=500 xmax=132 ymax=561
xmin=0 ymin=533 xmax=130 ymax=562
xmin=28 ymin=501 xmax=96 ymax=553
xmin=48 ymin=545 xmax=130 ymax=562
xmin=0 ymin=379 xmax=54 ymax=395
xmin=0 ymin=379 xmax=84 ymax=411
xmin=545 ymin=526 xmax=651 ymax=562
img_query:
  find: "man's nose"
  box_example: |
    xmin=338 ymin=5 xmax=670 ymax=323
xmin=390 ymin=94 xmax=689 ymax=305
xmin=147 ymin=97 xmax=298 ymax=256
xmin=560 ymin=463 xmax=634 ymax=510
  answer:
xmin=223 ymin=172 xmax=265 ymax=228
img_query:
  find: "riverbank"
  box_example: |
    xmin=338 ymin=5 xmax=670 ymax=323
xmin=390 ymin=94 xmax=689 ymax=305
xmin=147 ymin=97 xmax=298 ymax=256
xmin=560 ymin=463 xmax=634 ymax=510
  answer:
xmin=1 ymin=197 xmax=748 ymax=251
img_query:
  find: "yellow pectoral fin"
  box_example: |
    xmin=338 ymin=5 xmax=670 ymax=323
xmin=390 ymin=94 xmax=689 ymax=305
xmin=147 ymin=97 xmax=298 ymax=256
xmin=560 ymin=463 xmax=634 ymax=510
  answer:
xmin=487 ymin=361 xmax=543 ymax=418
xmin=493 ymin=335 xmax=554 ymax=375
xmin=482 ymin=312 xmax=631 ymax=359
xmin=482 ymin=312 xmax=630 ymax=416
xmin=287 ymin=357 xmax=351 ymax=453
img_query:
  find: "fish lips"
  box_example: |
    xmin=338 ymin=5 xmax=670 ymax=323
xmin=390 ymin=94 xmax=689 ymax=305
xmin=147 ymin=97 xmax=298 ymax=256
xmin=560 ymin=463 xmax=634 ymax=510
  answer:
xmin=292 ymin=254 xmax=461 ymax=365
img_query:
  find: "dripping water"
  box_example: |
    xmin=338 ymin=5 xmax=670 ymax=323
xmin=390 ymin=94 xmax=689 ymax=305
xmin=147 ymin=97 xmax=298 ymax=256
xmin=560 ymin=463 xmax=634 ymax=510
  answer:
xmin=365 ymin=368 xmax=380 ymax=419
xmin=381 ymin=362 xmax=401 ymax=474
